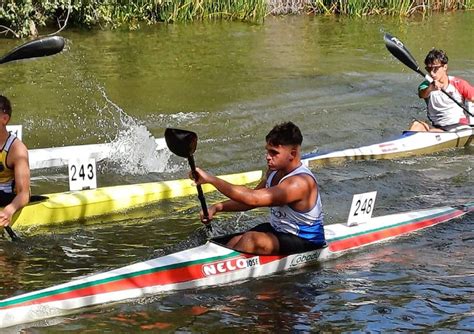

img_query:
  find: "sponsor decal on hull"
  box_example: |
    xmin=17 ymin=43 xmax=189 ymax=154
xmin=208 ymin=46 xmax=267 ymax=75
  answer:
xmin=378 ymin=142 xmax=399 ymax=153
xmin=202 ymin=256 xmax=261 ymax=276
xmin=290 ymin=250 xmax=321 ymax=267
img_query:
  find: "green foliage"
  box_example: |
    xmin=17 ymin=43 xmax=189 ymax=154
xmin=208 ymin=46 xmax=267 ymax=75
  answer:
xmin=0 ymin=0 xmax=265 ymax=37
xmin=0 ymin=0 xmax=472 ymax=37
xmin=158 ymin=0 xmax=266 ymax=22
xmin=0 ymin=1 xmax=84 ymax=37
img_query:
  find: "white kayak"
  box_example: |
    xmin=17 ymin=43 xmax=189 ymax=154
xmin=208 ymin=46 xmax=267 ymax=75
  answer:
xmin=28 ymin=138 xmax=167 ymax=170
xmin=303 ymin=127 xmax=473 ymax=167
xmin=0 ymin=201 xmax=472 ymax=329
xmin=26 ymin=128 xmax=473 ymax=170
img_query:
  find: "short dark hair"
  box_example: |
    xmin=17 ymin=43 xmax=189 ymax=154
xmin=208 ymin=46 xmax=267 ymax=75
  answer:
xmin=265 ymin=121 xmax=303 ymax=146
xmin=425 ymin=49 xmax=448 ymax=65
xmin=0 ymin=95 xmax=12 ymax=117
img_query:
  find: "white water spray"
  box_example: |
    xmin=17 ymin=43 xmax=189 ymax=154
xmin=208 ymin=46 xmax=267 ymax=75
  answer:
xmin=97 ymin=88 xmax=173 ymax=175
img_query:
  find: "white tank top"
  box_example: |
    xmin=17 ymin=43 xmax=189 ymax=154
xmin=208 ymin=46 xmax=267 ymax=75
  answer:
xmin=266 ymin=164 xmax=324 ymax=243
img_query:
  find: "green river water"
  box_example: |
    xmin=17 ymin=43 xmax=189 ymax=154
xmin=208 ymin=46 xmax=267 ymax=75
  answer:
xmin=0 ymin=12 xmax=472 ymax=332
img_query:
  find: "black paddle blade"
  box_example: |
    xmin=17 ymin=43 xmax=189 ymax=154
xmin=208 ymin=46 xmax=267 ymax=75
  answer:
xmin=0 ymin=36 xmax=65 ymax=65
xmin=164 ymin=128 xmax=198 ymax=158
xmin=384 ymin=33 xmax=422 ymax=75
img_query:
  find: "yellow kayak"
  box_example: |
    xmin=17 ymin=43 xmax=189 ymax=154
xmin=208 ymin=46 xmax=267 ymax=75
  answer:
xmin=11 ymin=170 xmax=263 ymax=229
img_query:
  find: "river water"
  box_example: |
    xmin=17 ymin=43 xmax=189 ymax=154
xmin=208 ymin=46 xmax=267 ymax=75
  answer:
xmin=0 ymin=12 xmax=473 ymax=332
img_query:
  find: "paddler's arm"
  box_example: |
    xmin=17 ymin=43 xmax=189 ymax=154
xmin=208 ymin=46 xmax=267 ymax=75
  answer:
xmin=0 ymin=141 xmax=30 ymax=227
xmin=194 ymin=167 xmax=307 ymax=208
xmin=454 ymin=78 xmax=474 ymax=102
xmin=197 ymin=170 xmax=268 ymax=222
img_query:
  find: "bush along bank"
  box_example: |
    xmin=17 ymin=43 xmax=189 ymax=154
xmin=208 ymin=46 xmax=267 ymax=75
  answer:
xmin=0 ymin=0 xmax=472 ymax=38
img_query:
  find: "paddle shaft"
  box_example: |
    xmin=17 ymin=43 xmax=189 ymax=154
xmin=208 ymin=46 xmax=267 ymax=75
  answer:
xmin=187 ymin=155 xmax=211 ymax=226
xmin=4 ymin=226 xmax=20 ymax=241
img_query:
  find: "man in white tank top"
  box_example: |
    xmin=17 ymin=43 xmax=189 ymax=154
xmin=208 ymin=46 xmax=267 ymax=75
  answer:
xmin=409 ymin=49 xmax=474 ymax=132
xmin=192 ymin=122 xmax=325 ymax=255
xmin=0 ymin=96 xmax=30 ymax=228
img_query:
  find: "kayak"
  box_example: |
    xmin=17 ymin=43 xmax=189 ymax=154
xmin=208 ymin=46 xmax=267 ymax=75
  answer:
xmin=28 ymin=138 xmax=167 ymax=170
xmin=1 ymin=201 xmax=471 ymax=328
xmin=302 ymin=127 xmax=473 ymax=167
xmin=11 ymin=170 xmax=263 ymax=229
xmin=23 ymin=127 xmax=474 ymax=170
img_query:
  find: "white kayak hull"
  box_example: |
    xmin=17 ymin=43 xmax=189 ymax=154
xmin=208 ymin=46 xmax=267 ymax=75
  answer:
xmin=303 ymin=128 xmax=473 ymax=166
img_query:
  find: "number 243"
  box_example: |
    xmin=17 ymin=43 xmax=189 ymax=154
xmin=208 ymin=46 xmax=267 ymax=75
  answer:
xmin=70 ymin=164 xmax=94 ymax=181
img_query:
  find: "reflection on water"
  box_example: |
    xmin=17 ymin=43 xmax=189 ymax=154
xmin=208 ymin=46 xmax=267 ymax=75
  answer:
xmin=0 ymin=11 xmax=472 ymax=332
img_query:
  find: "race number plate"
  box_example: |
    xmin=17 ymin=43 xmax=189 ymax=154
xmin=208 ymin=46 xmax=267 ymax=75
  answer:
xmin=68 ymin=158 xmax=97 ymax=191
xmin=346 ymin=191 xmax=377 ymax=226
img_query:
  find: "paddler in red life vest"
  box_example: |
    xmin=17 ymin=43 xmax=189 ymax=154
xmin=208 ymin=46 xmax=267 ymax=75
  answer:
xmin=192 ymin=121 xmax=325 ymax=255
xmin=409 ymin=49 xmax=474 ymax=132
xmin=0 ymin=96 xmax=30 ymax=228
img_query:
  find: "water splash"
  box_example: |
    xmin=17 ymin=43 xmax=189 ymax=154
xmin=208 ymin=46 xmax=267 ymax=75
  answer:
xmin=96 ymin=87 xmax=174 ymax=175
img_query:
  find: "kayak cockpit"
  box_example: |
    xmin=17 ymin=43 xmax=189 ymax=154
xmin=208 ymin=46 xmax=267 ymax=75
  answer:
xmin=210 ymin=233 xmax=328 ymax=256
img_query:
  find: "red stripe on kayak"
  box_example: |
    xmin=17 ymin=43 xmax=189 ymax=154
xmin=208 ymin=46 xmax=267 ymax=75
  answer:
xmin=240 ymin=253 xmax=286 ymax=264
xmin=328 ymin=210 xmax=462 ymax=252
xmin=7 ymin=253 xmax=287 ymax=309
xmin=6 ymin=262 xmax=211 ymax=309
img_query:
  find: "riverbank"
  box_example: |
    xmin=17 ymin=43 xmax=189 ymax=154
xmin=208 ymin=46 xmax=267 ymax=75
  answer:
xmin=0 ymin=0 xmax=472 ymax=38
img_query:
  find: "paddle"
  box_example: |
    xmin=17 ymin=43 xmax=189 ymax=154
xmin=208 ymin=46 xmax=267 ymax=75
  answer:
xmin=0 ymin=36 xmax=65 ymax=65
xmin=4 ymin=226 xmax=19 ymax=241
xmin=164 ymin=128 xmax=211 ymax=230
xmin=384 ymin=33 xmax=473 ymax=117
xmin=0 ymin=36 xmax=65 ymax=241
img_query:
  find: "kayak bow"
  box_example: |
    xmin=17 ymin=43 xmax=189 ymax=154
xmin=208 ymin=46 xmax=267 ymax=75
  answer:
xmin=0 ymin=202 xmax=472 ymax=328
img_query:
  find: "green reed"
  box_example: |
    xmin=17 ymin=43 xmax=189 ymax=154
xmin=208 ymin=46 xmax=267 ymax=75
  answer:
xmin=304 ymin=0 xmax=473 ymax=16
xmin=0 ymin=0 xmax=472 ymax=38
xmin=158 ymin=0 xmax=266 ymax=23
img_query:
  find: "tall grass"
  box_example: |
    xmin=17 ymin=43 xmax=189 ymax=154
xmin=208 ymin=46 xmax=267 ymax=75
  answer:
xmin=271 ymin=0 xmax=474 ymax=16
xmin=0 ymin=0 xmax=472 ymax=38
xmin=159 ymin=0 xmax=266 ymax=23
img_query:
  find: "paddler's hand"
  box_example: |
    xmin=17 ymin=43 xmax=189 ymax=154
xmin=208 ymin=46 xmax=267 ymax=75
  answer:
xmin=200 ymin=204 xmax=220 ymax=224
xmin=189 ymin=167 xmax=214 ymax=186
xmin=431 ymin=79 xmax=445 ymax=91
xmin=0 ymin=208 xmax=13 ymax=227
